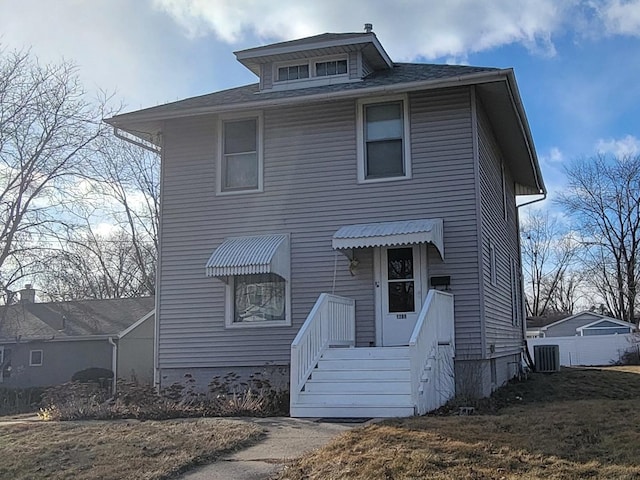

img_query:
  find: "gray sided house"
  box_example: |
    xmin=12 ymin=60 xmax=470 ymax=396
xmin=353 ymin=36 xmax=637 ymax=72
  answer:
xmin=529 ymin=311 xmax=638 ymax=338
xmin=107 ymin=27 xmax=545 ymax=417
xmin=0 ymin=287 xmax=155 ymax=388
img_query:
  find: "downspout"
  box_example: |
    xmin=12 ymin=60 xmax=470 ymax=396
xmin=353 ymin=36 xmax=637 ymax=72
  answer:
xmin=516 ymin=191 xmax=547 ymax=370
xmin=108 ymin=337 xmax=118 ymax=395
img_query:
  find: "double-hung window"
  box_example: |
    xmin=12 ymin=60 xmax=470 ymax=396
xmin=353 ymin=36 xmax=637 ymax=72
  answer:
xmin=357 ymin=95 xmax=411 ymax=182
xmin=30 ymin=350 xmax=43 ymax=367
xmin=218 ymin=114 xmax=263 ymax=194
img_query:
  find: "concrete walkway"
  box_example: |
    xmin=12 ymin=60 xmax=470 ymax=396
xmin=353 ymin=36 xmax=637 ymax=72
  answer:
xmin=178 ymin=417 xmax=360 ymax=480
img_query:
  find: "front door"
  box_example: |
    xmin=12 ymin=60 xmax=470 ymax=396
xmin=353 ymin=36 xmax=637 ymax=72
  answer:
xmin=377 ymin=245 xmax=426 ymax=346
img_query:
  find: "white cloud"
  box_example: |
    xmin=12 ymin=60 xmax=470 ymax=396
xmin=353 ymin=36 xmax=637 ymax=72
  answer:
xmin=543 ymin=147 xmax=565 ymax=164
xmin=152 ymin=0 xmax=568 ymax=60
xmin=596 ymin=134 xmax=640 ymax=157
xmin=598 ymin=0 xmax=640 ymax=36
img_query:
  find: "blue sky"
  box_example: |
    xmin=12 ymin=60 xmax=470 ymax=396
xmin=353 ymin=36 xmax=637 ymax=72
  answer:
xmin=1 ymin=0 xmax=639 ymax=205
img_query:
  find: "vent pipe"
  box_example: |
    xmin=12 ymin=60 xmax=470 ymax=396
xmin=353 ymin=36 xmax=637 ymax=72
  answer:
xmin=364 ymin=23 xmax=373 ymax=33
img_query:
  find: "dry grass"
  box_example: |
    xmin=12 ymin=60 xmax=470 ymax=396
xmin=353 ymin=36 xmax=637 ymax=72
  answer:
xmin=278 ymin=367 xmax=640 ymax=480
xmin=0 ymin=418 xmax=262 ymax=480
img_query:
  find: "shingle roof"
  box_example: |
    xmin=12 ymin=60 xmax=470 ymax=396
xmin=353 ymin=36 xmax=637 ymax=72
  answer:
xmin=0 ymin=296 xmax=155 ymax=340
xmin=235 ymin=32 xmax=369 ymax=56
xmin=109 ymin=63 xmax=498 ymax=123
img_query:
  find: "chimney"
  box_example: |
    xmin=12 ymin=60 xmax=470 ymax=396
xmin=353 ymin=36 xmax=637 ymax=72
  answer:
xmin=19 ymin=284 xmax=36 ymax=303
xmin=364 ymin=23 xmax=373 ymax=34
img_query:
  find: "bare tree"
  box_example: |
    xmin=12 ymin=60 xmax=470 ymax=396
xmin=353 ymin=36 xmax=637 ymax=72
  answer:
xmin=0 ymin=47 xmax=110 ymax=302
xmin=557 ymin=154 xmax=640 ymax=324
xmin=520 ymin=209 xmax=581 ymax=316
xmin=87 ymin=137 xmax=159 ymax=294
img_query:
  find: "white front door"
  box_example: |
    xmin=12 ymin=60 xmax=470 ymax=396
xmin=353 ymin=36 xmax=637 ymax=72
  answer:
xmin=377 ymin=245 xmax=426 ymax=346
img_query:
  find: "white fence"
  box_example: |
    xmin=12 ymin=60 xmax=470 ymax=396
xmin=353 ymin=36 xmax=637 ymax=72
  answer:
xmin=528 ymin=333 xmax=640 ymax=366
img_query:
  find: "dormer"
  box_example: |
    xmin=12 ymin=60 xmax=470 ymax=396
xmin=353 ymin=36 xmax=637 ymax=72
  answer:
xmin=234 ymin=24 xmax=393 ymax=92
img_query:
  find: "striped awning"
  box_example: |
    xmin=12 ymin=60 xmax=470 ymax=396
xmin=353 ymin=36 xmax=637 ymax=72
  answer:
xmin=332 ymin=219 xmax=444 ymax=259
xmin=205 ymin=234 xmax=290 ymax=278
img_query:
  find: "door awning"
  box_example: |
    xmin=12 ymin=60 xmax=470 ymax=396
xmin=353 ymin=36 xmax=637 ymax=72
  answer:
xmin=205 ymin=234 xmax=290 ymax=278
xmin=332 ymin=219 xmax=444 ymax=259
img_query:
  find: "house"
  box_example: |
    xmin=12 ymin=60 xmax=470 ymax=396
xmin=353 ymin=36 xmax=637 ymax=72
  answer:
xmin=0 ymin=286 xmax=155 ymax=388
xmin=527 ymin=311 xmax=638 ymax=338
xmin=106 ymin=25 xmax=545 ymax=417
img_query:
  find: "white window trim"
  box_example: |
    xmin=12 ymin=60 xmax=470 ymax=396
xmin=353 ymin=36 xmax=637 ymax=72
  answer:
xmin=216 ymin=112 xmax=264 ymax=196
xmin=224 ymin=274 xmax=292 ymax=329
xmin=356 ymin=94 xmax=412 ymax=184
xmin=29 ymin=349 xmax=43 ymax=367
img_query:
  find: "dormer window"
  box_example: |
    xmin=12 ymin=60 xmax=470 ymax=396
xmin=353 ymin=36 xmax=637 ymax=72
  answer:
xmin=277 ymin=64 xmax=309 ymax=82
xmin=274 ymin=55 xmax=349 ymax=86
xmin=315 ymin=59 xmax=347 ymax=77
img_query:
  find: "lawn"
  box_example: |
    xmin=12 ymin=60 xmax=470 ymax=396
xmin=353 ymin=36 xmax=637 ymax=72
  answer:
xmin=278 ymin=367 xmax=640 ymax=480
xmin=0 ymin=418 xmax=262 ymax=480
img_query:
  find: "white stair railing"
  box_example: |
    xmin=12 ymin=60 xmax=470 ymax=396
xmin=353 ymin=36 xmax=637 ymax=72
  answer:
xmin=290 ymin=294 xmax=355 ymax=405
xmin=409 ymin=289 xmax=455 ymax=415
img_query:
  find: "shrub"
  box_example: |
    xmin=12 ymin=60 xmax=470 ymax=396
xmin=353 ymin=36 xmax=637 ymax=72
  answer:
xmin=616 ymin=345 xmax=640 ymax=365
xmin=71 ymin=367 xmax=114 ymax=388
xmin=38 ymin=369 xmax=290 ymax=421
xmin=0 ymin=386 xmax=46 ymax=416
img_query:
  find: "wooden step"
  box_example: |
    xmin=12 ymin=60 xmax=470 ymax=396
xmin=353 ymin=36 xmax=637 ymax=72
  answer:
xmin=310 ymin=368 xmax=410 ymax=382
xmin=304 ymin=379 xmax=412 ymax=394
xmin=295 ymin=392 xmax=413 ymax=407
xmin=316 ymin=358 xmax=410 ymax=370
xmin=290 ymin=404 xmax=415 ymax=418
xmin=321 ymin=347 xmax=410 ymax=360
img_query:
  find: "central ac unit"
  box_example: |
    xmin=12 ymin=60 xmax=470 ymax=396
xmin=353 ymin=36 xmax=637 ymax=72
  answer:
xmin=534 ymin=345 xmax=560 ymax=373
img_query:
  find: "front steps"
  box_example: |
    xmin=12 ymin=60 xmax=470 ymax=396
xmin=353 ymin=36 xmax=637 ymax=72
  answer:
xmin=290 ymin=346 xmax=416 ymax=418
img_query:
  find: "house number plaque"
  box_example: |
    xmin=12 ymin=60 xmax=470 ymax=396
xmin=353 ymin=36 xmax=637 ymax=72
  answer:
xmin=396 ymin=314 xmax=407 ymax=319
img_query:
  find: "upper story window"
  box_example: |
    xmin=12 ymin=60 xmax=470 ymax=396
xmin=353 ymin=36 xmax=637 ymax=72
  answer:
xmin=274 ymin=56 xmax=348 ymax=85
xmin=217 ymin=113 xmax=263 ymax=194
xmin=356 ymin=95 xmax=411 ymax=183
xmin=277 ymin=64 xmax=309 ymax=81
xmin=315 ymin=59 xmax=347 ymax=77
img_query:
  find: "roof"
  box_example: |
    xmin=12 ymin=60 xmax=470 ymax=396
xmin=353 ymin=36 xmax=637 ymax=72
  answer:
xmin=234 ymin=31 xmax=393 ymax=76
xmin=332 ymin=219 xmax=444 ymax=259
xmin=0 ymin=296 xmax=155 ymax=341
xmin=108 ymin=63 xmax=497 ymax=124
xmin=205 ymin=234 xmax=290 ymax=278
xmin=540 ymin=311 xmax=634 ymax=331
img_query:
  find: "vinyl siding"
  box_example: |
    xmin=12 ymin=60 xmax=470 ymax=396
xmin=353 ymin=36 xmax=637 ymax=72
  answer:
xmin=157 ymin=86 xmax=482 ymax=371
xmin=477 ymin=98 xmax=523 ymax=356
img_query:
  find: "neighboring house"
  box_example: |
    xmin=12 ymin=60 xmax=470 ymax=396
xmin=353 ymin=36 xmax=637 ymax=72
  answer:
xmin=529 ymin=311 xmax=638 ymax=338
xmin=0 ymin=286 xmax=155 ymax=388
xmin=107 ymin=26 xmax=545 ymax=417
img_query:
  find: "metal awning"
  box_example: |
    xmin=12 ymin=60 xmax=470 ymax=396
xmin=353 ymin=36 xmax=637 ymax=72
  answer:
xmin=332 ymin=219 xmax=444 ymax=259
xmin=205 ymin=234 xmax=290 ymax=278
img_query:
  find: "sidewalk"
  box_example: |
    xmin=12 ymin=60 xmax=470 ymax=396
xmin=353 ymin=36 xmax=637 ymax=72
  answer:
xmin=178 ymin=417 xmax=361 ymax=480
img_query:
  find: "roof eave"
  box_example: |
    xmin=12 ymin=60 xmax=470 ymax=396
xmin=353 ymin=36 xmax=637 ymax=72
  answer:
xmin=106 ymin=69 xmax=512 ymax=132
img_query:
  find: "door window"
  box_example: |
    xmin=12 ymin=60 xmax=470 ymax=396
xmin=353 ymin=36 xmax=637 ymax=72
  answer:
xmin=387 ymin=247 xmax=415 ymax=312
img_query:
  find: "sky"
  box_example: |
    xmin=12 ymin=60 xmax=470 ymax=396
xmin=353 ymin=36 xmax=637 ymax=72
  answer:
xmin=1 ymin=0 xmax=639 ymax=207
